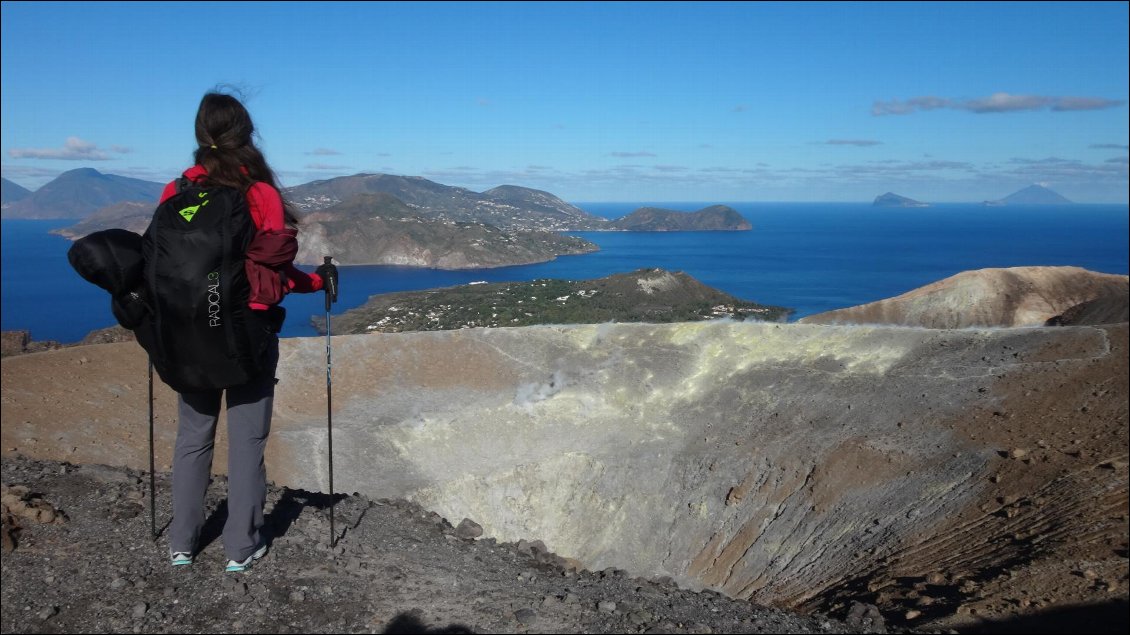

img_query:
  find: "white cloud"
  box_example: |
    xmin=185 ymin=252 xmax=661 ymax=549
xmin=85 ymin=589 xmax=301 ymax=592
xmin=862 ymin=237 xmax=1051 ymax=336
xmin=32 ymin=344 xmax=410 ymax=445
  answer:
xmin=873 ymin=92 xmax=1125 ymax=116
xmin=1 ymin=164 xmax=65 ymax=179
xmin=1007 ymin=157 xmax=1080 ymax=165
xmin=827 ymin=160 xmax=975 ymax=179
xmin=963 ymin=92 xmax=1051 ymax=113
xmin=1001 ymin=158 xmax=1127 ymax=182
xmin=8 ymin=137 xmax=113 ymax=160
xmin=825 ymin=139 xmax=882 ymax=147
xmin=306 ymin=148 xmax=342 ymax=156
xmin=1 ymin=165 xmax=63 ymax=188
xmin=871 ymin=96 xmax=951 ymax=115
xmin=1052 ymin=97 xmax=1124 ymax=111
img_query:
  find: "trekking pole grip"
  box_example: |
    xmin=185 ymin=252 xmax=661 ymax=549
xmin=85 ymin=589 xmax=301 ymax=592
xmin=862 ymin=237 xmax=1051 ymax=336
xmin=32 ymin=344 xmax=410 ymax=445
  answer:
xmin=322 ymin=256 xmax=338 ymax=311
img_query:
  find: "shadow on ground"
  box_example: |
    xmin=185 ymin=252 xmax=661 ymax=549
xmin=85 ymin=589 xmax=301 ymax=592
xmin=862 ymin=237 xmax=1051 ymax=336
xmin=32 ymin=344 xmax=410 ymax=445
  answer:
xmin=955 ymin=599 xmax=1129 ymax=634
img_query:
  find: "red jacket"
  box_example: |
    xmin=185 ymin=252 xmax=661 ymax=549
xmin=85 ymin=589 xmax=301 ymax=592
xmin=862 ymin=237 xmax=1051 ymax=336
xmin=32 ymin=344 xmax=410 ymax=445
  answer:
xmin=245 ymin=228 xmax=300 ymax=307
xmin=159 ymin=166 xmax=323 ymax=309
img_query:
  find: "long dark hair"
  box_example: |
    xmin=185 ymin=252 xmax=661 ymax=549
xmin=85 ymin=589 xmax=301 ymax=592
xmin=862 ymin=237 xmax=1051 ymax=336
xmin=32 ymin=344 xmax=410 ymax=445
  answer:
xmin=192 ymin=92 xmax=299 ymax=225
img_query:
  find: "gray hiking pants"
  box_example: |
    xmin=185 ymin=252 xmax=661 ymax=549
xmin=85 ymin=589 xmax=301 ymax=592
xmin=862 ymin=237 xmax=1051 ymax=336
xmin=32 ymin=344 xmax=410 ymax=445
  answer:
xmin=169 ymin=338 xmax=279 ymax=562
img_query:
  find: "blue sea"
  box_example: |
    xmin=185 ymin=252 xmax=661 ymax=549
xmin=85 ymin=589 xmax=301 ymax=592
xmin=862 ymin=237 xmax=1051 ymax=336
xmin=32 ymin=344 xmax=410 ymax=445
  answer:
xmin=3 ymin=202 xmax=1127 ymax=344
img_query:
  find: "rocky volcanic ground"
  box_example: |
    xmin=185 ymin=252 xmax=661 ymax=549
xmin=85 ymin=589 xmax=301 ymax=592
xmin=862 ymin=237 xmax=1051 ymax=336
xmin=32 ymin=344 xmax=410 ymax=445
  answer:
xmin=2 ymin=266 xmax=1128 ymax=634
xmin=1 ymin=454 xmax=876 ymax=635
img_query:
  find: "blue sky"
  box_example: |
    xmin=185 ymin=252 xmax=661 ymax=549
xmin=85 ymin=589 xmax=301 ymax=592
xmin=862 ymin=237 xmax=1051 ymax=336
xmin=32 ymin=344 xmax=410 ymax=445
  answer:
xmin=2 ymin=1 xmax=1127 ymax=203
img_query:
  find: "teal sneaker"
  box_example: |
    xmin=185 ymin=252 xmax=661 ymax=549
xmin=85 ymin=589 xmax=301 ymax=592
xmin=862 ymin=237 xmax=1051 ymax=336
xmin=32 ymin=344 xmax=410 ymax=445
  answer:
xmin=171 ymin=551 xmax=193 ymax=567
xmin=224 ymin=543 xmax=268 ymax=573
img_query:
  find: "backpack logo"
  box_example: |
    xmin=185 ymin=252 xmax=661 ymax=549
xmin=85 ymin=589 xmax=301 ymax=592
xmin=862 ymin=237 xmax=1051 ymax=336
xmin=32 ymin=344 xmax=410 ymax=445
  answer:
xmin=178 ymin=197 xmax=210 ymax=222
xmin=206 ymin=270 xmax=222 ymax=327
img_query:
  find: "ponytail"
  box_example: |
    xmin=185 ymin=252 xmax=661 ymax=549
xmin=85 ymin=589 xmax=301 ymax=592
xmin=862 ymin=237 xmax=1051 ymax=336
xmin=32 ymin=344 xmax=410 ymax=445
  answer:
xmin=193 ymin=92 xmax=300 ymax=225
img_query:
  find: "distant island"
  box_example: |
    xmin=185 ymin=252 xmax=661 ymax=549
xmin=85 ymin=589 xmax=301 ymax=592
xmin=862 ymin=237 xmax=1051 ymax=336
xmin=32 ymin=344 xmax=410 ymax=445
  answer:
xmin=608 ymin=205 xmax=751 ymax=231
xmin=984 ymin=184 xmax=1073 ymax=206
xmin=318 ymin=268 xmax=791 ymax=334
xmin=873 ymin=192 xmax=929 ymax=208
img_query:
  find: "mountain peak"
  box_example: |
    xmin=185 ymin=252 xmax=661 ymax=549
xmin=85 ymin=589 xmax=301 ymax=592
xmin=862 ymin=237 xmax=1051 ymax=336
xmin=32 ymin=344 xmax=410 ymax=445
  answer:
xmin=986 ymin=184 xmax=1073 ymax=205
xmin=1 ymin=177 xmax=33 ymax=205
xmin=58 ymin=167 xmax=105 ymax=179
xmin=0 ymin=168 xmax=162 ymax=219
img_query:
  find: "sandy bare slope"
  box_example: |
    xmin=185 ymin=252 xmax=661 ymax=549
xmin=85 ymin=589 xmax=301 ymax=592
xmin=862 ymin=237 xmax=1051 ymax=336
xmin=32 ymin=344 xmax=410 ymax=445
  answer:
xmin=799 ymin=266 xmax=1128 ymax=328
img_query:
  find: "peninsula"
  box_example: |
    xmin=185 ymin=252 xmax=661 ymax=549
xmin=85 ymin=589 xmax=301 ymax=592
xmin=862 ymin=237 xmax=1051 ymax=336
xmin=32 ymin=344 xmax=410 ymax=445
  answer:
xmin=319 ymin=268 xmax=790 ymax=334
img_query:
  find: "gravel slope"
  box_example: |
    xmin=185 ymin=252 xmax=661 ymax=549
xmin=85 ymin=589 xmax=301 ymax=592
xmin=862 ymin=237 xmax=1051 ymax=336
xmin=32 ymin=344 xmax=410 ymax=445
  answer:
xmin=2 ymin=454 xmax=874 ymax=634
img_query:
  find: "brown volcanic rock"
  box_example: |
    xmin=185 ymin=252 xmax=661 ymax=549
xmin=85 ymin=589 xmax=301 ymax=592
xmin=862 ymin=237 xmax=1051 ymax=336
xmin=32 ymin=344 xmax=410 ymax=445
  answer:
xmin=1046 ymin=293 xmax=1130 ymax=326
xmin=0 ymin=330 xmax=64 ymax=357
xmin=0 ymin=331 xmax=31 ymax=357
xmin=2 ymin=327 xmax=134 ymax=358
xmin=800 ymin=266 xmax=1128 ymax=328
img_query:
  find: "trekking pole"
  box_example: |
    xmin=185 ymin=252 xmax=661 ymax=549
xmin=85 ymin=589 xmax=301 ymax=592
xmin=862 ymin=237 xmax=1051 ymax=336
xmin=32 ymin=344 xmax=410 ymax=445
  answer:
xmin=148 ymin=359 xmax=157 ymax=540
xmin=323 ymin=256 xmax=338 ymax=547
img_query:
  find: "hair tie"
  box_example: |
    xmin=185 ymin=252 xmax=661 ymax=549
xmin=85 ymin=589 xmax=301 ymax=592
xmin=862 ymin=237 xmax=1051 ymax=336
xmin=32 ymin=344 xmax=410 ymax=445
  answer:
xmin=210 ymin=145 xmax=217 ymax=149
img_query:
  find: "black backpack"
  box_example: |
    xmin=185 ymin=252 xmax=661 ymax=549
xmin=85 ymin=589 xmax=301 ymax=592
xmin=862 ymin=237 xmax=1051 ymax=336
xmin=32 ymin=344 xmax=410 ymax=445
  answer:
xmin=136 ymin=177 xmax=273 ymax=393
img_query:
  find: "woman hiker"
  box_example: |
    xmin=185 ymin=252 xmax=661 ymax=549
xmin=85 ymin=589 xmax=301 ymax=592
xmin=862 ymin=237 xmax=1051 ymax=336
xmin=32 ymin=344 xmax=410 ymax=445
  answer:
xmin=164 ymin=91 xmax=337 ymax=572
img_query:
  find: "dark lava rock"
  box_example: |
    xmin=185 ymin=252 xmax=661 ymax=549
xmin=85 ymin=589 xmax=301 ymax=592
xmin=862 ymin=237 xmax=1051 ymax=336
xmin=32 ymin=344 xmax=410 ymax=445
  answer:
xmin=1 ymin=454 xmax=857 ymax=634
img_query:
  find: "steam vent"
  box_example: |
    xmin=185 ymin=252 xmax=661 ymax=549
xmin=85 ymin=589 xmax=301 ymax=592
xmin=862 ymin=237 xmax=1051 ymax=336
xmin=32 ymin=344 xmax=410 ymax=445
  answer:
xmin=3 ymin=321 xmax=1127 ymax=618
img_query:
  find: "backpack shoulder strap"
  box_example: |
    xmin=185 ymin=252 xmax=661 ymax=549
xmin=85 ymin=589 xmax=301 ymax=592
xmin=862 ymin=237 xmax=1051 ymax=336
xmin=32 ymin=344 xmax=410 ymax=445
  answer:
xmin=173 ymin=176 xmax=193 ymax=194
